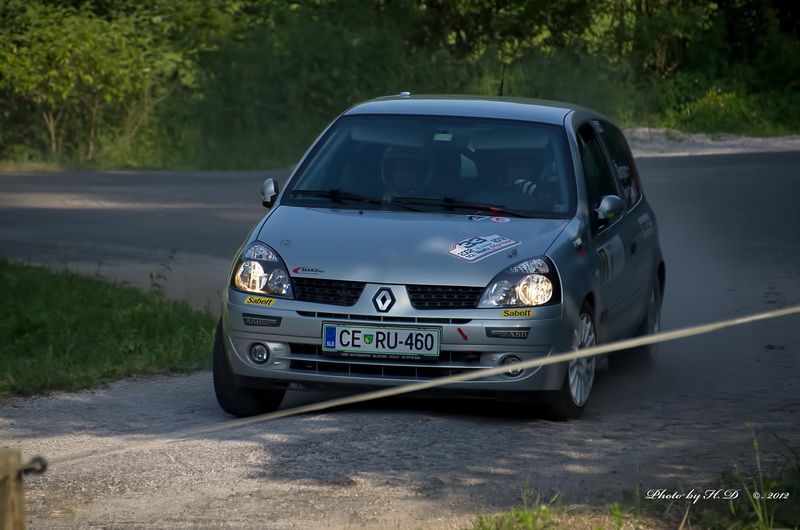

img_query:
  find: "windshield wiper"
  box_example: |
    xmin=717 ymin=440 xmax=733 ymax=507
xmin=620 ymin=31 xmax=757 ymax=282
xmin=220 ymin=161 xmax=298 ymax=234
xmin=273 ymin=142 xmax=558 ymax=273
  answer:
xmin=291 ymin=189 xmax=381 ymax=204
xmin=290 ymin=189 xmax=423 ymax=212
xmin=391 ymin=196 xmax=533 ymax=218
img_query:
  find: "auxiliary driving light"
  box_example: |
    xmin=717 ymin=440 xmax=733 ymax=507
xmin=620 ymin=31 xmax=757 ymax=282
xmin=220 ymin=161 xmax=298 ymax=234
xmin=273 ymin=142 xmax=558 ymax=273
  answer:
xmin=500 ymin=355 xmax=524 ymax=377
xmin=249 ymin=343 xmax=270 ymax=364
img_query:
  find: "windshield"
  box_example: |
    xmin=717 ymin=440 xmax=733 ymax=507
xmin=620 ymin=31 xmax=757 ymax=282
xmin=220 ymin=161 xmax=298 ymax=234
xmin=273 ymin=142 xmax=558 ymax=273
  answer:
xmin=283 ymin=115 xmax=576 ymax=218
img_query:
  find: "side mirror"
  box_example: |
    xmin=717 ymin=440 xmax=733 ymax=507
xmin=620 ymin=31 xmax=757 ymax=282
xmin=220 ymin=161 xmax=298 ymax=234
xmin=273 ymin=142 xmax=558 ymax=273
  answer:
xmin=261 ymin=178 xmax=279 ymax=208
xmin=595 ymin=195 xmax=624 ymax=223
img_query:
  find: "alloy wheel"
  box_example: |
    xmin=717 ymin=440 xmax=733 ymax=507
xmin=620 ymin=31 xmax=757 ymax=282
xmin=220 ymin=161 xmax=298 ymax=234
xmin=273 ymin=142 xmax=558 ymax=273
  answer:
xmin=568 ymin=312 xmax=596 ymax=407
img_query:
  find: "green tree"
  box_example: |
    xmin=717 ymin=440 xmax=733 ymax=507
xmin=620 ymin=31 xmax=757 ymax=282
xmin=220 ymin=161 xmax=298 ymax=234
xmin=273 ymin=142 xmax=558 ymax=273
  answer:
xmin=0 ymin=1 xmax=197 ymax=161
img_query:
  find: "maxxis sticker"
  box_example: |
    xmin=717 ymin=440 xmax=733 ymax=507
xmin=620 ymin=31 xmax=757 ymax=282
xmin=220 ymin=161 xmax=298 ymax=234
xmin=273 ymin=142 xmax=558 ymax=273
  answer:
xmin=448 ymin=234 xmax=520 ymax=262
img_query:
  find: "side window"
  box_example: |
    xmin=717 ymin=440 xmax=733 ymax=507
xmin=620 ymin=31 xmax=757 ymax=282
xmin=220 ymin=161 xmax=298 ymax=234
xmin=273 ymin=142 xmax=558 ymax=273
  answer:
xmin=595 ymin=120 xmax=641 ymax=208
xmin=577 ymin=123 xmax=617 ymax=211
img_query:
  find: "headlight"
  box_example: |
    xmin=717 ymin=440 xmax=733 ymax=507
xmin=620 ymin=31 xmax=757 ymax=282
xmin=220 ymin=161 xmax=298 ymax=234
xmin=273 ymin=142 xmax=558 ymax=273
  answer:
xmin=478 ymin=257 xmax=560 ymax=308
xmin=231 ymin=242 xmax=294 ymax=298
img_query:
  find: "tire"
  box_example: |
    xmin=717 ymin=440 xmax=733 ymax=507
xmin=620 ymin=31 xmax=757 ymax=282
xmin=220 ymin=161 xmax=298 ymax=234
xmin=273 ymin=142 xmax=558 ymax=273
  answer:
xmin=213 ymin=319 xmax=285 ymax=417
xmin=548 ymin=302 xmax=597 ymax=421
xmin=608 ymin=280 xmax=662 ymax=373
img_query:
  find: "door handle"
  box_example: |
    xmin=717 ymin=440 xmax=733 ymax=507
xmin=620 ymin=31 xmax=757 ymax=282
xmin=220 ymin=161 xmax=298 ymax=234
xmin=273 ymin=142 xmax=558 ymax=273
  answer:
xmin=630 ymin=242 xmax=638 ymax=256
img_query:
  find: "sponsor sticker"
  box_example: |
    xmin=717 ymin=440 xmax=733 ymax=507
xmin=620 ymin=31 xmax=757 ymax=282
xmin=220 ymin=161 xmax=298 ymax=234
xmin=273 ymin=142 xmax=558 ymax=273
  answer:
xmin=638 ymin=213 xmax=654 ymax=239
xmin=448 ymin=234 xmax=520 ymax=262
xmin=292 ymin=266 xmax=324 ymax=275
xmin=243 ymin=296 xmax=276 ymax=306
xmin=486 ymin=327 xmax=530 ymax=339
xmin=501 ymin=308 xmax=533 ymax=318
xmin=242 ymin=314 xmax=282 ymax=327
xmin=598 ymin=248 xmax=609 ymax=281
xmin=573 ymin=237 xmax=586 ymax=256
xmin=467 ymin=215 xmax=511 ymax=223
xmin=597 ymin=235 xmax=625 ymax=282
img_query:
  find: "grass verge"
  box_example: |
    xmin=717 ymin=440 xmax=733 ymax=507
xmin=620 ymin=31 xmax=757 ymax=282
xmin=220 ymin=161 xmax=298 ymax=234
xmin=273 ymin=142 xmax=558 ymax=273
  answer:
xmin=467 ymin=432 xmax=799 ymax=530
xmin=0 ymin=259 xmax=215 ymax=399
xmin=0 ymin=160 xmax=63 ymax=172
xmin=469 ymin=491 xmax=561 ymax=530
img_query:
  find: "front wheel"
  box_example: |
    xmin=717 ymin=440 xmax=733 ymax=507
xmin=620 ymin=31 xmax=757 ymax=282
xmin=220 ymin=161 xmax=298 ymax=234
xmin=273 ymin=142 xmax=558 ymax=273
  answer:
xmin=213 ymin=319 xmax=285 ymax=417
xmin=548 ymin=303 xmax=597 ymax=421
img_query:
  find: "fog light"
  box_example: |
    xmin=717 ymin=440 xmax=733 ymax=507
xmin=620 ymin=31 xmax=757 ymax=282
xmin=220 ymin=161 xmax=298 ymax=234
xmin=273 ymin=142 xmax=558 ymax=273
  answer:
xmin=249 ymin=343 xmax=270 ymax=364
xmin=500 ymin=355 xmax=523 ymax=377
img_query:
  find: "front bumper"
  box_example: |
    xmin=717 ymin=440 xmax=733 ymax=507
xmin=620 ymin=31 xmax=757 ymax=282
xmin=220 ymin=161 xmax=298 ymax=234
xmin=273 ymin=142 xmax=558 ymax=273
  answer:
xmin=222 ymin=285 xmax=575 ymax=394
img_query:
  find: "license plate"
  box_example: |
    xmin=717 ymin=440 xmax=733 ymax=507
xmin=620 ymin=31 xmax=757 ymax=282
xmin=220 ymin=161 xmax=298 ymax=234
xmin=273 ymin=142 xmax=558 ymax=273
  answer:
xmin=322 ymin=323 xmax=440 ymax=359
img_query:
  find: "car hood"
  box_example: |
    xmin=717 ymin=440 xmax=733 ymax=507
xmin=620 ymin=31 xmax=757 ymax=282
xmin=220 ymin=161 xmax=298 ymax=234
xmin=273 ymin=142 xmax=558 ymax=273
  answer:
xmin=258 ymin=206 xmax=568 ymax=286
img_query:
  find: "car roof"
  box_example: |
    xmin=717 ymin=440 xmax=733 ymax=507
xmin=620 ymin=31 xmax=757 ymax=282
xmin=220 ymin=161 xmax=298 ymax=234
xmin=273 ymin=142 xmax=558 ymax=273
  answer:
xmin=344 ymin=94 xmax=586 ymax=125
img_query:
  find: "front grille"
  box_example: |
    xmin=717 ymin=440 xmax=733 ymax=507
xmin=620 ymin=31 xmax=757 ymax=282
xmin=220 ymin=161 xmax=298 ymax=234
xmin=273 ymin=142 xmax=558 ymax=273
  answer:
xmin=287 ymin=343 xmax=483 ymax=380
xmin=296 ymin=311 xmax=471 ymax=325
xmin=288 ymin=360 xmax=474 ymax=379
xmin=293 ymin=277 xmax=365 ymax=306
xmin=406 ymin=284 xmax=484 ymax=310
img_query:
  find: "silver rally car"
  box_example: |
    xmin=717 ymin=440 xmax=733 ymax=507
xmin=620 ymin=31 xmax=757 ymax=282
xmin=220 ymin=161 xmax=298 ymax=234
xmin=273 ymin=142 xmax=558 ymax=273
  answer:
xmin=214 ymin=95 xmax=665 ymax=420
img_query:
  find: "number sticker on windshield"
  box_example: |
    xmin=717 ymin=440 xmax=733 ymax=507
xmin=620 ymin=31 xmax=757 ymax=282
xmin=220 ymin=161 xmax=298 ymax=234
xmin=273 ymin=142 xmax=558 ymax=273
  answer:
xmin=448 ymin=234 xmax=520 ymax=262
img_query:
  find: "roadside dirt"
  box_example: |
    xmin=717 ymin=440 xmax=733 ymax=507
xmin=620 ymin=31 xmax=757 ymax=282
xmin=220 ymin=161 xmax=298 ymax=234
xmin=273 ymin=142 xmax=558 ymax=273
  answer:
xmin=627 ymin=127 xmax=800 ymax=157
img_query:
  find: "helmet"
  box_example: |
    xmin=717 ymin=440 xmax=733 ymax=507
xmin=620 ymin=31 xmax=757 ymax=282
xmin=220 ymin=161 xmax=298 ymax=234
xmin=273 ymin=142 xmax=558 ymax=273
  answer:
xmin=381 ymin=145 xmax=430 ymax=194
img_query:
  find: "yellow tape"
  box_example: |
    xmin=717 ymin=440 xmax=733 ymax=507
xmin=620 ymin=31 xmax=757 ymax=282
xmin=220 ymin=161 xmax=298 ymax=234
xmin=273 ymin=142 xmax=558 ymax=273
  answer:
xmin=49 ymin=303 xmax=800 ymax=467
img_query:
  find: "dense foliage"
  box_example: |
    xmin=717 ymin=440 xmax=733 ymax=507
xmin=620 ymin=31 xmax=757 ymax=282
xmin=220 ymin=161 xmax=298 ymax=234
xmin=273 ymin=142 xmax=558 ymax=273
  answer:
xmin=1 ymin=0 xmax=799 ymax=168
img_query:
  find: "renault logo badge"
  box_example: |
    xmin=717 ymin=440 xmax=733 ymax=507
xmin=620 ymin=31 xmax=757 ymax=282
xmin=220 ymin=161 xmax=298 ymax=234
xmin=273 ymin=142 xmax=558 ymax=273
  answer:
xmin=372 ymin=287 xmax=396 ymax=313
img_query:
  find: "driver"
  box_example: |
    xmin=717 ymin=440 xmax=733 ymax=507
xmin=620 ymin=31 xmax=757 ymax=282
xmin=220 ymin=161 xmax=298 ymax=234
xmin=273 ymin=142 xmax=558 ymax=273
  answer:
xmin=381 ymin=145 xmax=430 ymax=196
xmin=501 ymin=153 xmax=540 ymax=196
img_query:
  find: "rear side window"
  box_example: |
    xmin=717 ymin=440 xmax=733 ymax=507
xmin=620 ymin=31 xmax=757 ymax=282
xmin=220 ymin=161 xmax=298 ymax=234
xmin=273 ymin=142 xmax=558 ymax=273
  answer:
xmin=595 ymin=120 xmax=641 ymax=208
xmin=577 ymin=123 xmax=617 ymax=210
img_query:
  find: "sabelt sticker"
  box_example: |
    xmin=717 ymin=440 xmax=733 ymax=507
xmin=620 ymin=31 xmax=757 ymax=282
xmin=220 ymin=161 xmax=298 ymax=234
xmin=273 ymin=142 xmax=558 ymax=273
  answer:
xmin=448 ymin=234 xmax=520 ymax=262
xmin=490 ymin=216 xmax=511 ymax=223
xmin=243 ymin=296 xmax=276 ymax=306
xmin=501 ymin=308 xmax=533 ymax=318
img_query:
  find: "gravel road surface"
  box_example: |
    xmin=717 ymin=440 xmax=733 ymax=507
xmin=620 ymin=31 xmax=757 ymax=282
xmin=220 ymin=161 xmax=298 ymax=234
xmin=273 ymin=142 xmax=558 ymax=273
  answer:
xmin=1 ymin=148 xmax=799 ymax=528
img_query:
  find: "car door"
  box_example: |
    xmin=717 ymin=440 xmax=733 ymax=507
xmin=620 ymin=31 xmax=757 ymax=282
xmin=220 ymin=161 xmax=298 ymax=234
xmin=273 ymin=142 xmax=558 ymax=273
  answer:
xmin=595 ymin=119 xmax=655 ymax=326
xmin=576 ymin=122 xmax=640 ymax=340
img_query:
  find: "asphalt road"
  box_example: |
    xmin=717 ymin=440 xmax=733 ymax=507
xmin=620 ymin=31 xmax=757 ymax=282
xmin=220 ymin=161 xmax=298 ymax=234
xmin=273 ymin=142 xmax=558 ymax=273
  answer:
xmin=1 ymin=152 xmax=799 ymax=528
